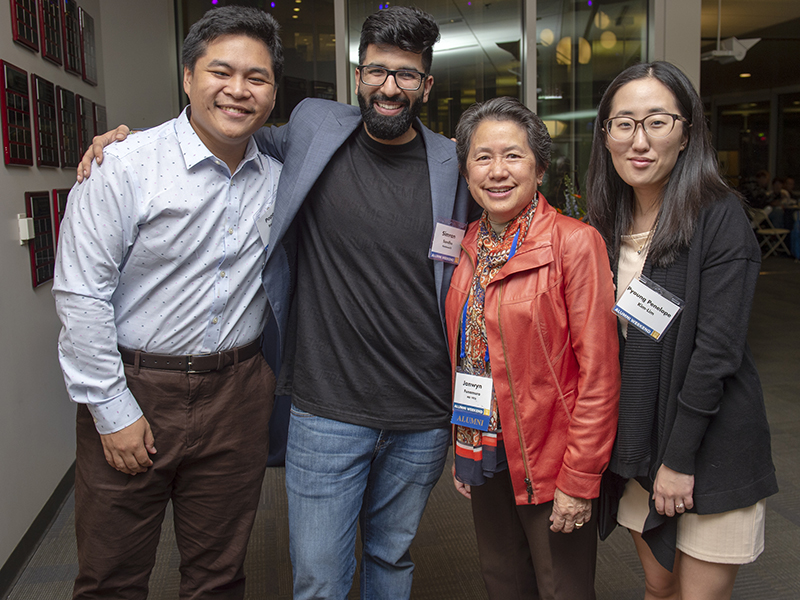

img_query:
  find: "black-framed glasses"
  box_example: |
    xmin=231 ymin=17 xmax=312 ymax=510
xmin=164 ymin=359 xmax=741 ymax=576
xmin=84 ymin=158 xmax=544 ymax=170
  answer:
xmin=603 ymin=113 xmax=691 ymax=142
xmin=357 ymin=65 xmax=427 ymax=91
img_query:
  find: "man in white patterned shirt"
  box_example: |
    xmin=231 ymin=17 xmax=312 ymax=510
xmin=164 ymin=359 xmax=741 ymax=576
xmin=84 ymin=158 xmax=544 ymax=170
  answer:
xmin=52 ymin=7 xmax=283 ymax=599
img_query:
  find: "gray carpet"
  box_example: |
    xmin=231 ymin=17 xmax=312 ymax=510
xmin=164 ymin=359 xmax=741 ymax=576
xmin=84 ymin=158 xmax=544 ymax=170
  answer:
xmin=7 ymin=255 xmax=800 ymax=599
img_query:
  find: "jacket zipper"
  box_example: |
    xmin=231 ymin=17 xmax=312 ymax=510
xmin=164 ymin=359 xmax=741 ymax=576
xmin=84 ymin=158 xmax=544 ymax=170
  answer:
xmin=495 ymin=280 xmax=535 ymax=504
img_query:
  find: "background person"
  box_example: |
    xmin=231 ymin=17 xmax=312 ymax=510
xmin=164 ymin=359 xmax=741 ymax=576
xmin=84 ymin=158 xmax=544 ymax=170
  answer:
xmin=587 ymin=61 xmax=778 ymax=600
xmin=446 ymin=97 xmax=620 ymax=599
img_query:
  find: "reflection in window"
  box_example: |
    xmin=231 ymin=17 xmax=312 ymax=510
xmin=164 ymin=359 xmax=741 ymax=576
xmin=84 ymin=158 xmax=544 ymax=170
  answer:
xmin=536 ymin=0 xmax=647 ymax=211
xmin=347 ymin=0 xmax=523 ymax=137
xmin=179 ymin=0 xmax=335 ymax=124
xmin=778 ymin=93 xmax=800 ymax=181
xmin=716 ymin=100 xmax=770 ymax=189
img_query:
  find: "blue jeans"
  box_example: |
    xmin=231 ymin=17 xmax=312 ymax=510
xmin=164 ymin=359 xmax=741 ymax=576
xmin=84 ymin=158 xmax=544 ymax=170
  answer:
xmin=285 ymin=405 xmax=450 ymax=600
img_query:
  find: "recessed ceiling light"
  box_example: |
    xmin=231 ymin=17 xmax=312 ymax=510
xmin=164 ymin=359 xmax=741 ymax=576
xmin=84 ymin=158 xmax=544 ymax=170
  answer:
xmin=739 ymin=73 xmax=751 ymax=78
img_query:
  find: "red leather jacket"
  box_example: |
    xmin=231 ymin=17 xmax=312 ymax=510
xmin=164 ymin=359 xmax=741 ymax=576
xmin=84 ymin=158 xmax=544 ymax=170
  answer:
xmin=446 ymin=196 xmax=620 ymax=505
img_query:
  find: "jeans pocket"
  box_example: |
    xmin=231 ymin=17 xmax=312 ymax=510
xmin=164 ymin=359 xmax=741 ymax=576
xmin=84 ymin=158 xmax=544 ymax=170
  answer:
xmin=289 ymin=403 xmax=314 ymax=418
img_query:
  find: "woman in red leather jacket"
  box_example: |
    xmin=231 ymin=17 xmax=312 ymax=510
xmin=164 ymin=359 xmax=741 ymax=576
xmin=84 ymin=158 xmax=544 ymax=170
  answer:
xmin=446 ymin=96 xmax=620 ymax=599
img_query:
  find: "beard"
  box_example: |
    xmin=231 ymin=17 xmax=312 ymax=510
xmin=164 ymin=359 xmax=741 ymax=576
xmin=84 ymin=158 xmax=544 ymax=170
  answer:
xmin=357 ymin=89 xmax=424 ymax=141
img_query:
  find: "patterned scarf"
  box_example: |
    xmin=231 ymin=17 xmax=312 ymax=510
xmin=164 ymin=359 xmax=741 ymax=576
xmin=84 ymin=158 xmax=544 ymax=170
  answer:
xmin=454 ymin=195 xmax=538 ymax=486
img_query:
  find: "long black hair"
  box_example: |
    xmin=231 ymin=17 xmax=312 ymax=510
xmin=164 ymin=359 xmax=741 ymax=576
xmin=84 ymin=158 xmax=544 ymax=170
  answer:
xmin=586 ymin=61 xmax=737 ymax=267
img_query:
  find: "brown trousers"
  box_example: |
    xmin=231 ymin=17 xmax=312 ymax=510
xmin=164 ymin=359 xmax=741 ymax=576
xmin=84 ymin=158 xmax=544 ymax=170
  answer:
xmin=72 ymin=353 xmax=275 ymax=600
xmin=470 ymin=468 xmax=598 ymax=600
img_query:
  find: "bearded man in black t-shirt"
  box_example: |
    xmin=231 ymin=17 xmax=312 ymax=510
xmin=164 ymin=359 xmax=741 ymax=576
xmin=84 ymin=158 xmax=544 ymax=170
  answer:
xmin=255 ymin=7 xmax=477 ymax=599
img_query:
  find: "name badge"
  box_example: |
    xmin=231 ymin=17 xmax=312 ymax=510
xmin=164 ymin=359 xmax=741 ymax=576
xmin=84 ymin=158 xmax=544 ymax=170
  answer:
xmin=255 ymin=201 xmax=276 ymax=251
xmin=451 ymin=371 xmax=493 ymax=431
xmin=613 ymin=275 xmax=684 ymax=341
xmin=429 ymin=218 xmax=467 ymax=264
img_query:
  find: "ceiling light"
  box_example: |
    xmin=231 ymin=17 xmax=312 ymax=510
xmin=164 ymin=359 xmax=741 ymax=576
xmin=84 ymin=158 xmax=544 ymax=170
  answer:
xmin=600 ymin=31 xmax=617 ymax=49
xmin=594 ymin=11 xmax=610 ymax=29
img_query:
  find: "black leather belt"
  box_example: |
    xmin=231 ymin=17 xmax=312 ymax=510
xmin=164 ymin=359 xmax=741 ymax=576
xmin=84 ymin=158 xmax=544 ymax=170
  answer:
xmin=119 ymin=338 xmax=261 ymax=373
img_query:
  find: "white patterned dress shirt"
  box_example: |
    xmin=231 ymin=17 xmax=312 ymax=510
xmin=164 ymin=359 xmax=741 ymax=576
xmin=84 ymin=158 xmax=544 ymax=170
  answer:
xmin=53 ymin=108 xmax=281 ymax=434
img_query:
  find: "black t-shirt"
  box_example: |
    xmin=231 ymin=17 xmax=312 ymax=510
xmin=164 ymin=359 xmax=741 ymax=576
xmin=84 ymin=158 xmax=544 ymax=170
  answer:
xmin=291 ymin=126 xmax=452 ymax=429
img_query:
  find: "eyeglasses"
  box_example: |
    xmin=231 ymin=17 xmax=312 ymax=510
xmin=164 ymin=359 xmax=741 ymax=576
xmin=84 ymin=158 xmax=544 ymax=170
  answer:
xmin=357 ymin=65 xmax=427 ymax=91
xmin=603 ymin=113 xmax=691 ymax=142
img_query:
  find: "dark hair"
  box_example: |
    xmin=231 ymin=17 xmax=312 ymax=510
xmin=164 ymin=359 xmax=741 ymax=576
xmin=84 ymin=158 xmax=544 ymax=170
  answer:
xmin=455 ymin=96 xmax=551 ymax=178
xmin=586 ymin=61 xmax=736 ymax=267
xmin=358 ymin=6 xmax=440 ymax=74
xmin=182 ymin=6 xmax=284 ymax=82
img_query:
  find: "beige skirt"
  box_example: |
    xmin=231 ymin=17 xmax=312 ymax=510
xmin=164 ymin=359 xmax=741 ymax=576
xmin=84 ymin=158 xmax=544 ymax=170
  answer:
xmin=616 ymin=479 xmax=766 ymax=564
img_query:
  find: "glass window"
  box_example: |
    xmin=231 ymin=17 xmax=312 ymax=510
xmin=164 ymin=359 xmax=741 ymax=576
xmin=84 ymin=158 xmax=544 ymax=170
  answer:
xmin=347 ymin=0 xmax=523 ymax=137
xmin=716 ymin=100 xmax=770 ymax=187
xmin=536 ymin=0 xmax=648 ymax=212
xmin=778 ymin=92 xmax=800 ymax=180
xmin=179 ymin=0 xmax=335 ymax=124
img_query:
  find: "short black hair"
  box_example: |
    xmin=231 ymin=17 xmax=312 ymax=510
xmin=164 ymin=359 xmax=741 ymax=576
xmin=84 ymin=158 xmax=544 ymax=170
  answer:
xmin=182 ymin=6 xmax=284 ymax=82
xmin=455 ymin=97 xmax=551 ymax=178
xmin=358 ymin=6 xmax=440 ymax=74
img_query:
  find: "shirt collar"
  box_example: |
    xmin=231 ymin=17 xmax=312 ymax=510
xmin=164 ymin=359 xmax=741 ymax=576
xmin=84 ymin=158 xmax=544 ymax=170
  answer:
xmin=175 ymin=106 xmax=264 ymax=175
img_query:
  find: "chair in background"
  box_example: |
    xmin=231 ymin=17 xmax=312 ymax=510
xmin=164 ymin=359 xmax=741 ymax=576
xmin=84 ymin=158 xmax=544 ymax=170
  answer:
xmin=750 ymin=207 xmax=791 ymax=258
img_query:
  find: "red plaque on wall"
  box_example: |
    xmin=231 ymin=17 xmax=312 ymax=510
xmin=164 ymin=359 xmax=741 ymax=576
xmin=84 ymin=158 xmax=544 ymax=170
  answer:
xmin=78 ymin=7 xmax=97 ymax=86
xmin=76 ymin=94 xmax=93 ymax=152
xmin=25 ymin=191 xmax=56 ymax=287
xmin=38 ymin=0 xmax=63 ymax=65
xmin=1 ymin=61 xmax=34 ymax=166
xmin=31 ymin=74 xmax=59 ymax=167
xmin=93 ymin=103 xmax=107 ymax=136
xmin=52 ymin=187 xmax=70 ymax=246
xmin=62 ymin=0 xmax=81 ymax=75
xmin=10 ymin=0 xmax=40 ymax=52
xmin=56 ymin=85 xmax=79 ymax=167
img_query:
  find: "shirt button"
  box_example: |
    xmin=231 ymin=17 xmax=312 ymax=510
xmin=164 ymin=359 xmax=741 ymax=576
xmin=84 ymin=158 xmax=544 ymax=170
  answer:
xmin=212 ymin=317 xmax=219 ymax=324
xmin=220 ymin=271 xmax=226 ymax=278
xmin=228 ymin=228 xmax=234 ymax=234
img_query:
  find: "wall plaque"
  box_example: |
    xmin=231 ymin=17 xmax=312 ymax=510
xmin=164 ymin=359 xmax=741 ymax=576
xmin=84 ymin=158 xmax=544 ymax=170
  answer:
xmin=1 ymin=61 xmax=33 ymax=166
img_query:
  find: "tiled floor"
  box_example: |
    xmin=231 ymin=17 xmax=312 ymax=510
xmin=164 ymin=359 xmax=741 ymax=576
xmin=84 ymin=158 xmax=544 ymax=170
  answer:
xmin=6 ymin=256 xmax=800 ymax=599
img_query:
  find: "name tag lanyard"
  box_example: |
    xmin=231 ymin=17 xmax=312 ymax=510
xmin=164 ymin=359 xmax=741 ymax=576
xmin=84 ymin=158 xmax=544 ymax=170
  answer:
xmin=451 ymin=230 xmax=519 ymax=431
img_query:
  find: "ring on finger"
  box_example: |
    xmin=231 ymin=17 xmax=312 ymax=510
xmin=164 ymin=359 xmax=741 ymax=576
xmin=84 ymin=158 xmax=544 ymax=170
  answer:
xmin=676 ymin=503 xmax=685 ymax=510
xmin=575 ymin=522 xmax=584 ymax=528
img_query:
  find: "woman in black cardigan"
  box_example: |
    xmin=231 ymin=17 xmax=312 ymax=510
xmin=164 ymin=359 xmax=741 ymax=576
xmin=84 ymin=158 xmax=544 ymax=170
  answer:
xmin=586 ymin=61 xmax=778 ymax=600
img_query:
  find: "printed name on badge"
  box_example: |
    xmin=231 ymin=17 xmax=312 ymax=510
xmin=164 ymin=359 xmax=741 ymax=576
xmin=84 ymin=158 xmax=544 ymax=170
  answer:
xmin=429 ymin=218 xmax=467 ymax=264
xmin=451 ymin=371 xmax=494 ymax=431
xmin=613 ymin=275 xmax=684 ymax=341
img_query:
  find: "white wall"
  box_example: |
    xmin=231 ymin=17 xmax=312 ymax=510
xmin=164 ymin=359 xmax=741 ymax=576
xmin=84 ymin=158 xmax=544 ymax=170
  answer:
xmin=649 ymin=0 xmax=702 ymax=90
xmin=99 ymin=0 xmax=181 ymax=129
xmin=0 ymin=0 xmax=178 ymax=570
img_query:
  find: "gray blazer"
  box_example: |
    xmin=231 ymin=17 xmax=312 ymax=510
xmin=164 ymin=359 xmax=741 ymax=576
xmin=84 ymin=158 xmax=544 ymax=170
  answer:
xmin=258 ymin=98 xmax=474 ymax=356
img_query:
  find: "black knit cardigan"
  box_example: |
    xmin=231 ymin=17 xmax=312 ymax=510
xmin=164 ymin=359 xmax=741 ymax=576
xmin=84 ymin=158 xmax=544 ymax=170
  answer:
xmin=599 ymin=194 xmax=779 ymax=571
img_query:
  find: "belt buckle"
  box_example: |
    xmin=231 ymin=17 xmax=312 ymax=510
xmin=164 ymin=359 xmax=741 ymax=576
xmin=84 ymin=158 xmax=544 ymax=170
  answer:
xmin=186 ymin=355 xmax=212 ymax=374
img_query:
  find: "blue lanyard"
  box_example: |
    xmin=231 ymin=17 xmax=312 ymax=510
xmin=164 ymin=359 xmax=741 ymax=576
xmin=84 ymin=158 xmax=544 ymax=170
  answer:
xmin=460 ymin=229 xmax=520 ymax=364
